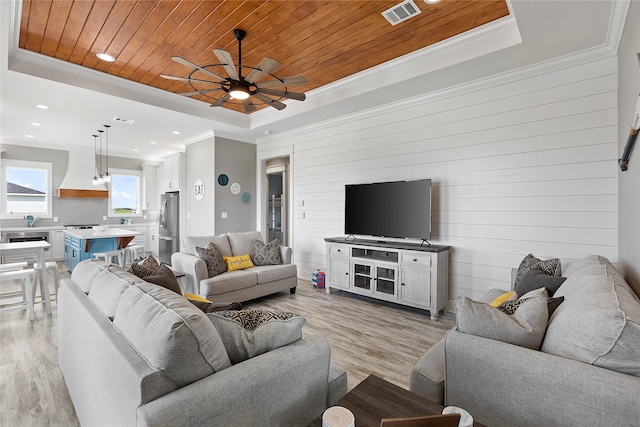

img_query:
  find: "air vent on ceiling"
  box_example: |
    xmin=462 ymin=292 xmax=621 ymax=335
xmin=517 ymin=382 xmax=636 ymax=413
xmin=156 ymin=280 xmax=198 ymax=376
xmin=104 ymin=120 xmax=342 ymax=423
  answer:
xmin=382 ymin=0 xmax=422 ymax=26
xmin=113 ymin=117 xmax=135 ymax=124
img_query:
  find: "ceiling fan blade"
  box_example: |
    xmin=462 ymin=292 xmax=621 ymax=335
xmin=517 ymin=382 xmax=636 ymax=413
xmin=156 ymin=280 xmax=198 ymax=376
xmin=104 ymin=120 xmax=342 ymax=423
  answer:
xmin=171 ymin=56 xmax=226 ymax=81
xmin=245 ymin=58 xmax=281 ymax=83
xmin=210 ymin=93 xmax=232 ymax=107
xmin=160 ymin=75 xmax=221 ymax=85
xmin=252 ymin=92 xmax=286 ymax=110
xmin=212 ymin=49 xmax=239 ymax=80
xmin=177 ymin=88 xmax=223 ymax=96
xmin=259 ymin=88 xmax=306 ymax=101
xmin=255 ymin=76 xmax=308 ymax=88
xmin=242 ymin=98 xmax=256 ymax=113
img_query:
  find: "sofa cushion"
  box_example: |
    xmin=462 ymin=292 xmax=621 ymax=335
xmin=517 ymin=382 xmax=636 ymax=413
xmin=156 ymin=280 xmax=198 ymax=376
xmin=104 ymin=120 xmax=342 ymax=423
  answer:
xmin=142 ymin=263 xmax=182 ymax=295
xmin=88 ymin=264 xmax=146 ymax=319
xmin=514 ymin=253 xmax=561 ymax=289
xmin=183 ymin=235 xmax=232 ymax=257
xmin=200 ymin=270 xmax=258 ymax=296
xmin=561 ymin=255 xmax=608 ymax=278
xmin=515 ymin=267 xmax=566 ymax=297
xmin=251 ymin=239 xmax=283 ymax=266
xmin=113 ymin=283 xmax=231 ymax=388
xmin=71 ymin=258 xmax=110 ymax=293
xmin=252 ymin=264 xmax=298 ymax=284
xmin=207 ymin=309 xmax=305 ymax=364
xmin=542 ymin=258 xmax=640 ymax=377
xmin=227 ymin=231 xmax=263 ymax=257
xmin=409 ymin=336 xmax=447 ymax=404
xmin=455 ymin=295 xmax=549 ymax=350
xmin=223 ymin=254 xmax=255 ymax=271
xmin=196 ymin=243 xmax=227 ymax=277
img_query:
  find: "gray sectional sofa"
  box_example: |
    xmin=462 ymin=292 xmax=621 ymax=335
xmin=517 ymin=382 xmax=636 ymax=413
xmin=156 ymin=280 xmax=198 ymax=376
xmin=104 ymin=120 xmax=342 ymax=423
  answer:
xmin=410 ymin=255 xmax=640 ymax=427
xmin=171 ymin=231 xmax=298 ymax=302
xmin=58 ymin=259 xmax=346 ymax=427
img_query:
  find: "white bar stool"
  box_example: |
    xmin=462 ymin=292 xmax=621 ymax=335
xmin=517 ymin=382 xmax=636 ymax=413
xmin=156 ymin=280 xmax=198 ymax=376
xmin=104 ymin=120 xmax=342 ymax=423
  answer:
xmin=0 ymin=262 xmax=28 ymax=272
xmin=0 ymin=268 xmax=36 ymax=320
xmin=94 ymin=250 xmax=124 ymax=267
xmin=123 ymin=244 xmax=146 ymax=268
xmin=33 ymin=261 xmax=60 ymax=300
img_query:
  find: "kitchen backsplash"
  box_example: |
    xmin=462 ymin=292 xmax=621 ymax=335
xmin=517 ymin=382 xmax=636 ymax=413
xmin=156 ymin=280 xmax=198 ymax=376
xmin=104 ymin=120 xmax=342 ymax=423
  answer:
xmin=1 ymin=197 xmax=158 ymax=228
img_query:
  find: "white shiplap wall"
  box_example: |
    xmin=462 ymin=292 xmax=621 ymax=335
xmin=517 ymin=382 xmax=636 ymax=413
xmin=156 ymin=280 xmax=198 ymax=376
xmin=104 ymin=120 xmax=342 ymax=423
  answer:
xmin=257 ymin=55 xmax=618 ymax=306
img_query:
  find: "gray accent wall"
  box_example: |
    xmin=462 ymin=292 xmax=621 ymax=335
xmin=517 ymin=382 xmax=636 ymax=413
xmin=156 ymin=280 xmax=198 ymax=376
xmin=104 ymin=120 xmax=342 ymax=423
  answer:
xmin=214 ymin=137 xmax=256 ymax=234
xmin=184 ymin=136 xmax=215 ymax=236
xmin=617 ymin=0 xmax=640 ymax=296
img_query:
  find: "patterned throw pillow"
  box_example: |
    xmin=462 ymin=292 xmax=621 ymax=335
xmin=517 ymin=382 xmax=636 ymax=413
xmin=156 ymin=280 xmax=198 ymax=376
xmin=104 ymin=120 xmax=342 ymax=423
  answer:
xmin=128 ymin=254 xmax=160 ymax=278
xmin=208 ymin=309 xmax=305 ymax=364
xmin=196 ymin=242 xmax=227 ymax=278
xmin=498 ymin=298 xmax=531 ymax=315
xmin=223 ymin=254 xmax=255 ymax=271
xmin=250 ymin=239 xmax=283 ymax=266
xmin=514 ymin=254 xmax=560 ymax=289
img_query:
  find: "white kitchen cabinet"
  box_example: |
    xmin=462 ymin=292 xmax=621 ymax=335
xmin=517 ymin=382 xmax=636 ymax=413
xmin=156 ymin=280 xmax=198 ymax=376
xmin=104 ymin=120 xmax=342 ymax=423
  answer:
xmin=162 ymin=153 xmax=181 ymax=192
xmin=142 ymin=164 xmax=159 ymax=210
xmin=50 ymin=230 xmax=65 ymax=260
xmin=150 ymin=224 xmax=159 ymax=257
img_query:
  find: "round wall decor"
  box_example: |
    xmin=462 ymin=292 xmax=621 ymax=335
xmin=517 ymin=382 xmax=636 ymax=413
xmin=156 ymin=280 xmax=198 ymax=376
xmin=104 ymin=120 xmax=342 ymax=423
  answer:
xmin=241 ymin=192 xmax=251 ymax=204
xmin=194 ymin=179 xmax=205 ymax=200
xmin=230 ymin=182 xmax=241 ymax=195
xmin=217 ymin=174 xmax=229 ymax=186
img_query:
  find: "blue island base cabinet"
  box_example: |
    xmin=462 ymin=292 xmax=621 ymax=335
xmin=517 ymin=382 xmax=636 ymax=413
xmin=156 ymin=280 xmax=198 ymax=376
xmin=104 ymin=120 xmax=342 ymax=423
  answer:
xmin=64 ymin=234 xmax=119 ymax=271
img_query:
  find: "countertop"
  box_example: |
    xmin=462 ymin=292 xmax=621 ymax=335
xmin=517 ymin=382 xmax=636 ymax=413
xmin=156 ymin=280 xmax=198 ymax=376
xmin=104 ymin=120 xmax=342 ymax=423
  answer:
xmin=63 ymin=227 xmax=143 ymax=239
xmin=1 ymin=223 xmax=158 ymax=232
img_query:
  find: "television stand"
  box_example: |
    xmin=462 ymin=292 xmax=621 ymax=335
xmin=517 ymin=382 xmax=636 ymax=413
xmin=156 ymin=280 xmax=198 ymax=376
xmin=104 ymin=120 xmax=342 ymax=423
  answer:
xmin=324 ymin=237 xmax=450 ymax=320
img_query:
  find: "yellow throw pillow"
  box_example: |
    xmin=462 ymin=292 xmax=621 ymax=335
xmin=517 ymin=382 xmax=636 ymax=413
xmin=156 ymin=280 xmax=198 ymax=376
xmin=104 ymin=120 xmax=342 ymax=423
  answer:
xmin=185 ymin=293 xmax=212 ymax=303
xmin=224 ymin=254 xmax=255 ymax=271
xmin=490 ymin=291 xmax=517 ymax=307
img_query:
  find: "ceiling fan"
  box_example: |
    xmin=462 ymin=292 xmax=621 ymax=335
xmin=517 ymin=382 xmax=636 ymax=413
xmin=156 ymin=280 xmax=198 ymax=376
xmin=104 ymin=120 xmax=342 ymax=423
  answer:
xmin=161 ymin=29 xmax=307 ymax=113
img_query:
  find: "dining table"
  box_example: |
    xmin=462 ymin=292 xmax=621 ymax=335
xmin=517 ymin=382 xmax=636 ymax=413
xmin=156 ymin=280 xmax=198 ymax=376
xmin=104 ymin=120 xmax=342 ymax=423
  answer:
xmin=0 ymin=240 xmax=52 ymax=315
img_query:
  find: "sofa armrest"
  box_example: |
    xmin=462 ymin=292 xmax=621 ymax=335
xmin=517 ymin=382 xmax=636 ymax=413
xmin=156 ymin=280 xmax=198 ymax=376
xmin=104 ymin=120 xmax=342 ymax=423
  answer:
xmin=136 ymin=338 xmax=333 ymax=427
xmin=444 ymin=330 xmax=640 ymax=427
xmin=170 ymin=252 xmax=208 ymax=295
xmin=280 ymin=245 xmax=292 ymax=264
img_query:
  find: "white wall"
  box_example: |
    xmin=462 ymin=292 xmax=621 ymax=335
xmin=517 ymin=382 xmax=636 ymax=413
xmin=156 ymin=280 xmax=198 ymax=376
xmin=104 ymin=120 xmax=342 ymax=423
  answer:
xmin=617 ymin=0 xmax=640 ymax=296
xmin=258 ymin=54 xmax=619 ymax=304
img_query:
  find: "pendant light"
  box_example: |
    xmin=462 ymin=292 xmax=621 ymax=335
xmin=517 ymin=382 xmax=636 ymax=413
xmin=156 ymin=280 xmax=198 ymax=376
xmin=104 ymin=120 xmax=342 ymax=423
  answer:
xmin=97 ymin=129 xmax=104 ymax=185
xmin=102 ymin=125 xmax=111 ymax=183
xmin=92 ymin=134 xmax=100 ymax=185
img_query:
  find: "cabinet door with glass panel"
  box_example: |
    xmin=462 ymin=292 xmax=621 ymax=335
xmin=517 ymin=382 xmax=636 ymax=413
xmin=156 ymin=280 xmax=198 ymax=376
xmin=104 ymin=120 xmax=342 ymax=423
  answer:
xmin=373 ymin=264 xmax=398 ymax=301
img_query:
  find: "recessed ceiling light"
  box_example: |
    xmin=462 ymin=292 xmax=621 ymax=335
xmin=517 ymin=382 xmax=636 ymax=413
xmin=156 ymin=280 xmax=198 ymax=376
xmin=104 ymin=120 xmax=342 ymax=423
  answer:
xmin=30 ymin=122 xmax=41 ymax=126
xmin=172 ymin=131 xmax=180 ymax=135
xmin=25 ymin=134 xmax=35 ymax=138
xmin=424 ymin=0 xmax=441 ymax=3
xmin=96 ymin=53 xmax=116 ymax=62
xmin=149 ymin=141 xmax=157 ymax=144
xmin=36 ymin=104 xmax=48 ymax=109
xmin=133 ymin=149 xmax=139 ymax=152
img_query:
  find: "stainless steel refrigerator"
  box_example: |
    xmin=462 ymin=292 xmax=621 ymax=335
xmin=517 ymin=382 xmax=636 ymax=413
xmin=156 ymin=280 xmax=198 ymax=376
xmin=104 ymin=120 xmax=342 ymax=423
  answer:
xmin=159 ymin=192 xmax=179 ymax=265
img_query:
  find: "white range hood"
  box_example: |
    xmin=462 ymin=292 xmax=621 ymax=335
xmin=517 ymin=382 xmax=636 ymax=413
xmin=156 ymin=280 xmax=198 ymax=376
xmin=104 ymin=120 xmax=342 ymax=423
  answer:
xmin=58 ymin=148 xmax=108 ymax=198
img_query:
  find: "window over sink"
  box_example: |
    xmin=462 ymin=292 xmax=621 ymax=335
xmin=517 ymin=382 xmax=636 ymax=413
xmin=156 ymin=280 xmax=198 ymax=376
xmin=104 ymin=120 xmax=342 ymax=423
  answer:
xmin=108 ymin=168 xmax=142 ymax=218
xmin=1 ymin=159 xmax=53 ymax=219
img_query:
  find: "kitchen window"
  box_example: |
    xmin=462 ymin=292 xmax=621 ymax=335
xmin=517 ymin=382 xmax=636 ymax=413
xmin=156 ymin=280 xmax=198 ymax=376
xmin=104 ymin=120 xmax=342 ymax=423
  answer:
xmin=1 ymin=159 xmax=53 ymax=219
xmin=108 ymin=168 xmax=142 ymax=217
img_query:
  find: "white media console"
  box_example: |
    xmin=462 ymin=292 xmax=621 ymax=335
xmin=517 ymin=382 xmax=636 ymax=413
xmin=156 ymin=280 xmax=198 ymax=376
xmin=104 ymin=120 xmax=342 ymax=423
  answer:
xmin=324 ymin=237 xmax=450 ymax=320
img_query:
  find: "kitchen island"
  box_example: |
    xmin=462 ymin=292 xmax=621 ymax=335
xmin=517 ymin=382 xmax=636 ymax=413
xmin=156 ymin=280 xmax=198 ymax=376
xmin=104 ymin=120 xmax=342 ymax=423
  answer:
xmin=64 ymin=228 xmax=141 ymax=271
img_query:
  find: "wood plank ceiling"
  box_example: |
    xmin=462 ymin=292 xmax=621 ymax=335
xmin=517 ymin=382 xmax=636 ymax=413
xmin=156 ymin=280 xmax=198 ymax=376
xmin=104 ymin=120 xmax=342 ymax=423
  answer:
xmin=18 ymin=0 xmax=509 ymax=113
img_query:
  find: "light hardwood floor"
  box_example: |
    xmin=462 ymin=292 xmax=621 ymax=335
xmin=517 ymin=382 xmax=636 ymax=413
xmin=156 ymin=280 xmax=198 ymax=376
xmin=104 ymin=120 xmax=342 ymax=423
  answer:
xmin=0 ymin=265 xmax=454 ymax=426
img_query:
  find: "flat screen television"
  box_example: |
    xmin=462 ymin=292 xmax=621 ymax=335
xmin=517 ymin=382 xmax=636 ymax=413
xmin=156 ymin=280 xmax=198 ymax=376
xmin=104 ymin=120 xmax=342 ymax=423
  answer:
xmin=344 ymin=179 xmax=431 ymax=240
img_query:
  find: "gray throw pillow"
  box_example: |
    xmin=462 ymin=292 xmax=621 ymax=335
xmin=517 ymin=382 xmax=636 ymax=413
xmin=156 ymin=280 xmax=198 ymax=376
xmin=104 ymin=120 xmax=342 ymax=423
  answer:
xmin=456 ymin=295 xmax=549 ymax=350
xmin=208 ymin=309 xmax=305 ymax=364
xmin=515 ymin=267 xmax=567 ymax=297
xmin=250 ymin=239 xmax=283 ymax=266
xmin=196 ymin=242 xmax=227 ymax=278
xmin=514 ymin=254 xmax=560 ymax=289
xmin=143 ymin=263 xmax=182 ymax=295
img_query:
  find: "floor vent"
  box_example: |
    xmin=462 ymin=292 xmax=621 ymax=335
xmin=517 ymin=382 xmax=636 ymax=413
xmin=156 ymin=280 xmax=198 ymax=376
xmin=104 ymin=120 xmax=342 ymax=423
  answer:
xmin=113 ymin=117 xmax=135 ymax=124
xmin=382 ymin=0 xmax=422 ymax=26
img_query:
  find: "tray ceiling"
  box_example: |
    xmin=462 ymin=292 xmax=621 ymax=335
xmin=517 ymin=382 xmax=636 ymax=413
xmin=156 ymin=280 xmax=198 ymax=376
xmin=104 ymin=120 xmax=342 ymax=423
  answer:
xmin=18 ymin=0 xmax=509 ymax=113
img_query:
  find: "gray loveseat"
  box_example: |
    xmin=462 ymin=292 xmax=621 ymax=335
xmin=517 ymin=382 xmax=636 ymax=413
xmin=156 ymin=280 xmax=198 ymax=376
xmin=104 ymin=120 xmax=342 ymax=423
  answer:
xmin=171 ymin=231 xmax=297 ymax=301
xmin=58 ymin=259 xmax=346 ymax=427
xmin=410 ymin=255 xmax=640 ymax=427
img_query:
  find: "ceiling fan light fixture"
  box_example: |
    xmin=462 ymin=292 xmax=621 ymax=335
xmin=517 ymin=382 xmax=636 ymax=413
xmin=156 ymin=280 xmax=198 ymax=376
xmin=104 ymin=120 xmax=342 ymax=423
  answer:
xmin=229 ymin=82 xmax=250 ymax=99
